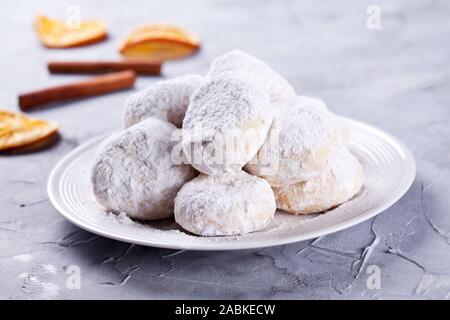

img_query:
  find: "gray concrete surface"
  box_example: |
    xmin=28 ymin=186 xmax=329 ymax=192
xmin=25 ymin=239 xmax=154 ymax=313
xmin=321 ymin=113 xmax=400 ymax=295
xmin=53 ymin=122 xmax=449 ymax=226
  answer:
xmin=1 ymin=0 xmax=449 ymax=299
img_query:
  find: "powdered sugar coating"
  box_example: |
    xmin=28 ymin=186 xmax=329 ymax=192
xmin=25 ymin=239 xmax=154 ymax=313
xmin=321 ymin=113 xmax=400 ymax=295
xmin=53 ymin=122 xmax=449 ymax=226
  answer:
xmin=207 ymin=49 xmax=295 ymax=102
xmin=182 ymin=71 xmax=274 ymax=176
xmin=246 ymin=96 xmax=347 ymax=186
xmin=123 ymin=74 xmax=203 ymax=128
xmin=174 ymin=172 xmax=276 ymax=236
xmin=274 ymin=148 xmax=363 ymax=214
xmin=91 ymin=118 xmax=197 ymax=221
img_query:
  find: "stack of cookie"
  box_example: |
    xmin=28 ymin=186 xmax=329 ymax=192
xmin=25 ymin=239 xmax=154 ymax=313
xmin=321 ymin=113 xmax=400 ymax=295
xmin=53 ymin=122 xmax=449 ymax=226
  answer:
xmin=91 ymin=50 xmax=363 ymax=237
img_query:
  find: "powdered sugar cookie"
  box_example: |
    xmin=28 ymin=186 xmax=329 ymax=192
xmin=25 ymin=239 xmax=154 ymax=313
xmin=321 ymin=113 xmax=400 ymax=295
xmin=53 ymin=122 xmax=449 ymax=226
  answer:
xmin=92 ymin=118 xmax=197 ymax=221
xmin=246 ymin=96 xmax=346 ymax=187
xmin=208 ymin=49 xmax=295 ymax=102
xmin=274 ymin=149 xmax=363 ymax=214
xmin=174 ymin=171 xmax=276 ymax=236
xmin=182 ymin=71 xmax=274 ymax=176
xmin=124 ymin=74 xmax=203 ymax=128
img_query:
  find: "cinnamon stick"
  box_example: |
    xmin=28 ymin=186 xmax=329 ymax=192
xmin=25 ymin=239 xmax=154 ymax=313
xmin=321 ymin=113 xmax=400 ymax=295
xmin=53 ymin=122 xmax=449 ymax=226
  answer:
xmin=48 ymin=60 xmax=162 ymax=75
xmin=19 ymin=70 xmax=136 ymax=111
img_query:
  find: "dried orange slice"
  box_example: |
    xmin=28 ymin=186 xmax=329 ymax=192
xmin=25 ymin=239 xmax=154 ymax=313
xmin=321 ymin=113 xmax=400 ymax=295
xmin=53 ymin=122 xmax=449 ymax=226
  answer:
xmin=119 ymin=23 xmax=200 ymax=60
xmin=0 ymin=110 xmax=58 ymax=151
xmin=5 ymin=132 xmax=59 ymax=154
xmin=35 ymin=14 xmax=107 ymax=48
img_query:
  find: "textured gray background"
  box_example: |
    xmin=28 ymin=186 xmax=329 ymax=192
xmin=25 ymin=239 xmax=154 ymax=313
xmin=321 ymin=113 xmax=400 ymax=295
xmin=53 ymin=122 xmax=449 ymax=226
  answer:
xmin=1 ymin=0 xmax=449 ymax=299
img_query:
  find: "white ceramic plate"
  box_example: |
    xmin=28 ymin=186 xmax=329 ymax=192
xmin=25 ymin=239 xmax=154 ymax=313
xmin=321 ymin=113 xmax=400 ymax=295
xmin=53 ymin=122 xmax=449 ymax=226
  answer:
xmin=48 ymin=117 xmax=415 ymax=251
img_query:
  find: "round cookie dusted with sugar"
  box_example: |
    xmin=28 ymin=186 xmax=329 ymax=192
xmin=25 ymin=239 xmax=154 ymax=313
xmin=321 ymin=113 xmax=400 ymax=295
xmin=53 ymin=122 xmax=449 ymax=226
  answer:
xmin=91 ymin=118 xmax=197 ymax=221
xmin=124 ymin=74 xmax=203 ymax=128
xmin=182 ymin=71 xmax=274 ymax=176
xmin=174 ymin=172 xmax=276 ymax=236
xmin=274 ymin=149 xmax=363 ymax=214
xmin=207 ymin=49 xmax=295 ymax=102
xmin=246 ymin=95 xmax=347 ymax=187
